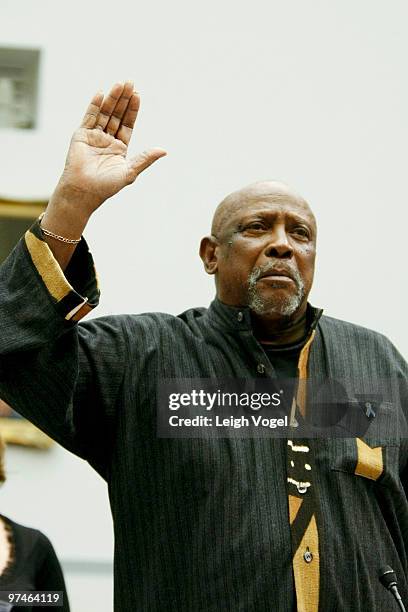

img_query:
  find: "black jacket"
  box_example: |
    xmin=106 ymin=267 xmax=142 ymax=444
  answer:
xmin=0 ymin=220 xmax=407 ymax=611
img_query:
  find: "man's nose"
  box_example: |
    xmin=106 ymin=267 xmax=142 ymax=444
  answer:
xmin=264 ymin=227 xmax=293 ymax=259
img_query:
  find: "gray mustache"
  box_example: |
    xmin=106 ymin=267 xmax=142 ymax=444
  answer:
xmin=250 ymin=261 xmax=303 ymax=287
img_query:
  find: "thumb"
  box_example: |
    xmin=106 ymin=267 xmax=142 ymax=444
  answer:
xmin=127 ymin=148 xmax=167 ymax=183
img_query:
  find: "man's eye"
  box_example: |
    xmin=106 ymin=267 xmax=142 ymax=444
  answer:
xmin=245 ymin=222 xmax=266 ymax=231
xmin=292 ymin=227 xmax=310 ymax=239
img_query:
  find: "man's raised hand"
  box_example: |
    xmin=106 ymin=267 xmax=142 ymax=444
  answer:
xmin=41 ymin=82 xmax=166 ymax=269
xmin=54 ymin=81 xmax=166 ymax=216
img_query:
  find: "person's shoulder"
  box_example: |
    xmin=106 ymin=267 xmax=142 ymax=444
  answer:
xmin=319 ymin=314 xmax=405 ymax=363
xmin=0 ymin=515 xmax=54 ymax=560
xmin=2 ymin=516 xmax=51 ymax=547
xmin=78 ymin=306 xmax=208 ymax=334
xmin=122 ymin=306 xmax=207 ymax=323
xmin=320 ymin=313 xmax=388 ymax=342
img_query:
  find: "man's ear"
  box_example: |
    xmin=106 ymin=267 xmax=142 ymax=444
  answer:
xmin=199 ymin=235 xmax=219 ymax=275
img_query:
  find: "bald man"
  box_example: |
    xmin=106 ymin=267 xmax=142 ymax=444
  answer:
xmin=1 ymin=84 xmax=408 ymax=612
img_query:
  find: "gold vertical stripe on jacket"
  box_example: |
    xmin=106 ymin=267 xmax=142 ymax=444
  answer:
xmin=290 ymin=329 xmax=320 ymax=612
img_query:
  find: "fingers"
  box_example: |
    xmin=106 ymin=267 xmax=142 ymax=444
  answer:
xmin=81 ymin=81 xmax=141 ymax=147
xmin=127 ymin=148 xmax=167 ymax=183
xmin=105 ymin=81 xmax=135 ymax=137
xmin=116 ymin=92 xmax=140 ymax=146
xmin=80 ymin=92 xmax=104 ymax=128
xmin=95 ymin=82 xmax=125 ymax=131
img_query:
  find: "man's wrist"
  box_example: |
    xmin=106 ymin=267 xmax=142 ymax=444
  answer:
xmin=39 ymin=182 xmax=99 ymax=270
xmin=43 ymin=183 xmax=98 ymax=238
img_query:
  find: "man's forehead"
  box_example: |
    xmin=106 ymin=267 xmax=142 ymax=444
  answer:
xmin=211 ymin=181 xmax=315 ymax=235
xmin=232 ymin=195 xmax=311 ymax=218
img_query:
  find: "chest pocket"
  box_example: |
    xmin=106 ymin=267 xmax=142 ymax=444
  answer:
xmin=330 ymin=402 xmax=401 ymax=488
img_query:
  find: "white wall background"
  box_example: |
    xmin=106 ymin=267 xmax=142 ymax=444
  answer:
xmin=1 ymin=1 xmax=407 ymax=610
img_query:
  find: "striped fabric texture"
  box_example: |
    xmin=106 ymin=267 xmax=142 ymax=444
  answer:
xmin=0 ymin=220 xmax=408 ymax=611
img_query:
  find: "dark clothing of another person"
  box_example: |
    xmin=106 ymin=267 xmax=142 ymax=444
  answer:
xmin=0 ymin=220 xmax=408 ymax=611
xmin=0 ymin=515 xmax=70 ymax=612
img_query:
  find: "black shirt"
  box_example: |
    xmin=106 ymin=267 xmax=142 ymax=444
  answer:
xmin=262 ymin=340 xmax=304 ymax=379
xmin=0 ymin=516 xmax=70 ymax=612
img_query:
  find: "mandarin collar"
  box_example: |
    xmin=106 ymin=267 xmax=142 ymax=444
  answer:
xmin=205 ymin=297 xmax=323 ymax=334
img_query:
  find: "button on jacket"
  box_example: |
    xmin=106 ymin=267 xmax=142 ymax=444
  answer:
xmin=0 ymin=220 xmax=408 ymax=611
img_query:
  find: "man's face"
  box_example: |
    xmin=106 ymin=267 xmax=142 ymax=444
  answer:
xmin=210 ymin=193 xmax=316 ymax=318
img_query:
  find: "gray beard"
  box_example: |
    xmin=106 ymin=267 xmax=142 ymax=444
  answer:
xmin=247 ymin=262 xmax=305 ymax=317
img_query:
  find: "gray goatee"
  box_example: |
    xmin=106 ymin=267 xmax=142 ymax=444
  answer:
xmin=247 ymin=261 xmax=305 ymax=316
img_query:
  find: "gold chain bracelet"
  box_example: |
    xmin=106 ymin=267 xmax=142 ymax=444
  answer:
xmin=39 ymin=213 xmax=82 ymax=245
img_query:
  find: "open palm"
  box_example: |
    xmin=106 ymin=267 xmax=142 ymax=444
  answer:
xmin=60 ymin=81 xmax=166 ymax=211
